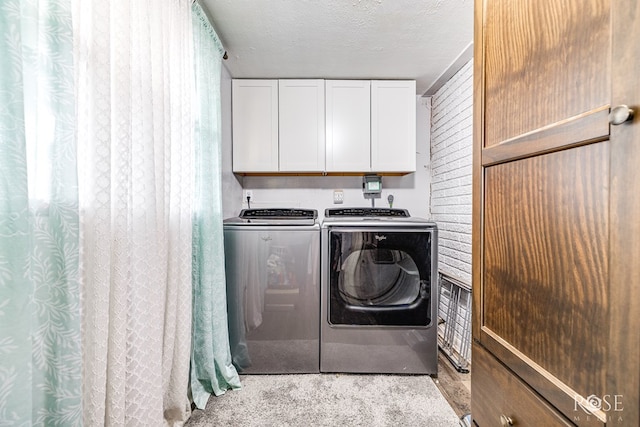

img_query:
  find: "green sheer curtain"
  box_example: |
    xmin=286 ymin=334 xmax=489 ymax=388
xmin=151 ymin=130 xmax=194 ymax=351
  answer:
xmin=190 ymin=2 xmax=242 ymax=409
xmin=0 ymin=0 xmax=81 ymax=425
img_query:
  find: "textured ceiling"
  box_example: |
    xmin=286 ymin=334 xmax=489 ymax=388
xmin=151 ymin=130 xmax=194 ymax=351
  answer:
xmin=200 ymin=0 xmax=474 ymax=95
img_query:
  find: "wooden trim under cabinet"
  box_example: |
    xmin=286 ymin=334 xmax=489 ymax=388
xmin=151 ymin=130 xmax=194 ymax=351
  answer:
xmin=472 ymin=343 xmax=574 ymax=427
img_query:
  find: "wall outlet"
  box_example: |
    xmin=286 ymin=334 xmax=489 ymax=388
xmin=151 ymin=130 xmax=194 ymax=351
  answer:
xmin=243 ymin=190 xmax=253 ymax=200
xmin=333 ymin=189 xmax=344 ymax=204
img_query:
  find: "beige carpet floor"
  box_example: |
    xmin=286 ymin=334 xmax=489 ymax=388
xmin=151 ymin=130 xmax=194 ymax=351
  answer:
xmin=186 ymin=373 xmax=460 ymax=426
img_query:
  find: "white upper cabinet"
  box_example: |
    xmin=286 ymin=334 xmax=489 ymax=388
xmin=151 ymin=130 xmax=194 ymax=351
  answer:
xmin=371 ymin=80 xmax=416 ymax=172
xmin=232 ymin=79 xmax=416 ymax=174
xmin=278 ymin=79 xmax=325 ymax=172
xmin=326 ymin=80 xmax=416 ymax=173
xmin=232 ymin=79 xmax=278 ymax=172
xmin=325 ymin=80 xmax=371 ymax=172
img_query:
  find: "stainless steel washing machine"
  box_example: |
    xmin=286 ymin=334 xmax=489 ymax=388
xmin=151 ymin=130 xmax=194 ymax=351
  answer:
xmin=223 ymin=208 xmax=320 ymax=373
xmin=320 ymin=207 xmax=438 ymax=374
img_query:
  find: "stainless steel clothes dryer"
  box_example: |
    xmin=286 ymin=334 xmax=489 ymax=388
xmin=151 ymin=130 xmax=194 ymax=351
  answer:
xmin=223 ymin=208 xmax=320 ymax=374
xmin=320 ymin=207 xmax=438 ymax=374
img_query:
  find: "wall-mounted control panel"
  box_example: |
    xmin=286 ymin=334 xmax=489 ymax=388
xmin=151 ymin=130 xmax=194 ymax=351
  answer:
xmin=363 ymin=175 xmax=382 ymax=195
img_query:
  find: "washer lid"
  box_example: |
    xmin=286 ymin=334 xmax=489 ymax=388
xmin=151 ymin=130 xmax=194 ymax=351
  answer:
xmin=224 ymin=208 xmax=318 ymax=226
xmin=240 ymin=208 xmax=317 ymax=220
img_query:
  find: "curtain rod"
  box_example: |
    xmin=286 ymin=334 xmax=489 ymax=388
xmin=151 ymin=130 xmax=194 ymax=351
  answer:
xmin=192 ymin=0 xmax=228 ymax=60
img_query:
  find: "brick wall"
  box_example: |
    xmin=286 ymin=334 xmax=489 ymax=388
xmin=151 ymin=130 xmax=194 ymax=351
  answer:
xmin=430 ymin=59 xmax=473 ymax=286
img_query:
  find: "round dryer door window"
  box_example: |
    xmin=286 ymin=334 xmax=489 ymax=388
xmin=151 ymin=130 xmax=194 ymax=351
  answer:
xmin=339 ymin=248 xmax=421 ymax=306
xmin=328 ymin=228 xmax=435 ymax=327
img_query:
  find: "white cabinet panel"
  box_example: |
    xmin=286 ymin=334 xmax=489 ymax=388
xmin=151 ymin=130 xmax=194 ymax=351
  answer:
xmin=371 ymin=80 xmax=416 ymax=172
xmin=232 ymin=79 xmax=416 ymax=174
xmin=232 ymin=79 xmax=278 ymax=172
xmin=325 ymin=80 xmax=371 ymax=172
xmin=279 ymin=80 xmax=325 ymax=172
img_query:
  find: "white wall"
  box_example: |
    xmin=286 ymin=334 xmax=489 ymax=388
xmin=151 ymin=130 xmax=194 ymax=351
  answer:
xmin=429 ymin=59 xmax=473 ymax=285
xmin=430 ymin=59 xmax=474 ymax=367
xmin=220 ymin=65 xmax=244 ymax=219
xmin=226 ymin=96 xmax=432 ymax=221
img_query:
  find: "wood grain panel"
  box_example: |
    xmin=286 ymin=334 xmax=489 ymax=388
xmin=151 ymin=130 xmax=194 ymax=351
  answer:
xmin=608 ymin=1 xmax=640 ymax=425
xmin=480 ymin=330 xmax=605 ymax=426
xmin=471 ymin=0 xmax=486 ymax=341
xmin=483 ymin=0 xmax=610 ymax=147
xmin=483 ymin=143 xmax=609 ymax=399
xmin=472 ymin=343 xmax=573 ymax=426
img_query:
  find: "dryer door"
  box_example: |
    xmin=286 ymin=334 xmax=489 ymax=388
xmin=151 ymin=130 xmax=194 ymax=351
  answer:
xmin=328 ymin=227 xmax=435 ymax=327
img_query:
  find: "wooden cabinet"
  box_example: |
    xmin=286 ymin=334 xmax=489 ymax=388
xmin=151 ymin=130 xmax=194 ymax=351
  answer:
xmin=371 ymin=80 xmax=416 ymax=172
xmin=325 ymin=80 xmax=372 ymax=172
xmin=278 ymin=79 xmax=325 ymax=172
xmin=472 ymin=0 xmax=639 ymax=426
xmin=472 ymin=344 xmax=573 ymax=426
xmin=232 ymin=79 xmax=278 ymax=172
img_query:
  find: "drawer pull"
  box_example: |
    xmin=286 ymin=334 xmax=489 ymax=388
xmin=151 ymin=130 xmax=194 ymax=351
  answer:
xmin=500 ymin=414 xmax=514 ymax=426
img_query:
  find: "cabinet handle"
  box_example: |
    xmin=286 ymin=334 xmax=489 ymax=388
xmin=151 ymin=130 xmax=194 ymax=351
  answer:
xmin=500 ymin=414 xmax=514 ymax=426
xmin=609 ymin=105 xmax=634 ymax=125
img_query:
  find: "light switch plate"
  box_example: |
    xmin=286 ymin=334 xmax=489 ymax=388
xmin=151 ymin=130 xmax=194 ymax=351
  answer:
xmin=333 ymin=190 xmax=344 ymax=204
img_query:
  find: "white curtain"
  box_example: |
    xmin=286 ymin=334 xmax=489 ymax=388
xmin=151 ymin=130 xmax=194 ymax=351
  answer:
xmin=73 ymin=0 xmax=194 ymax=425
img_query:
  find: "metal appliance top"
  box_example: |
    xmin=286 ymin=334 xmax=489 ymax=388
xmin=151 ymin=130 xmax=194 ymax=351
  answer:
xmin=240 ymin=208 xmax=318 ymax=220
xmin=224 ymin=208 xmax=319 ymax=227
xmin=324 ymin=207 xmax=410 ymax=218
xmin=322 ymin=207 xmax=436 ymax=228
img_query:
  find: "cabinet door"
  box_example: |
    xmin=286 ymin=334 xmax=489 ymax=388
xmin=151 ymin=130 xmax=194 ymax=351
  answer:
xmin=472 ymin=344 xmax=573 ymax=427
xmin=480 ymin=145 xmax=609 ymax=426
xmin=472 ymin=0 xmax=638 ymax=425
xmin=325 ymin=80 xmax=371 ymax=172
xmin=278 ymin=79 xmax=325 ymax=172
xmin=371 ymin=80 xmax=416 ymax=172
xmin=232 ymin=79 xmax=278 ymax=172
xmin=482 ymin=0 xmax=610 ymax=150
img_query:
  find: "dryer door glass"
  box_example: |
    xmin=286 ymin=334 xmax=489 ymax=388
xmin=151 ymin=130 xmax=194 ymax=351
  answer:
xmin=328 ymin=228 xmax=434 ymax=327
